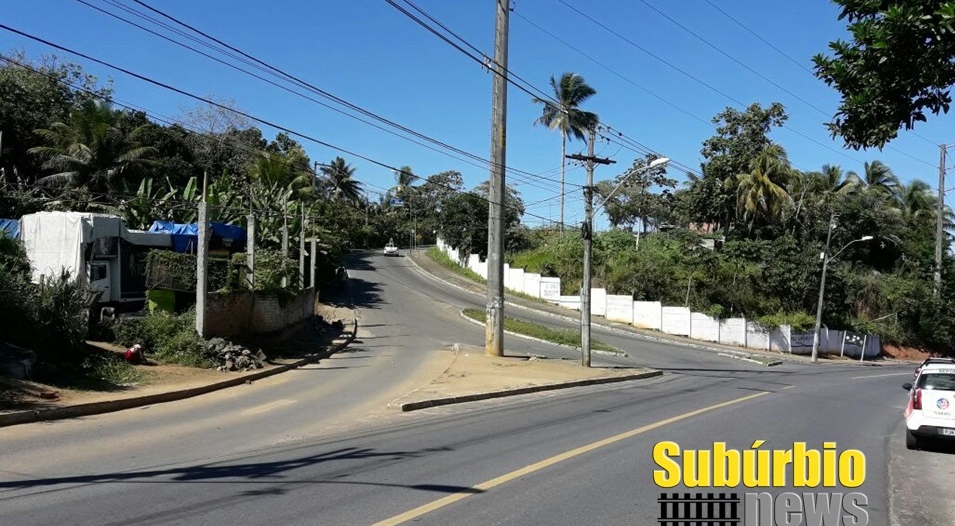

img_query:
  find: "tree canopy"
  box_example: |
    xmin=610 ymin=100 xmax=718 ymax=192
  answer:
xmin=813 ymin=0 xmax=955 ymax=149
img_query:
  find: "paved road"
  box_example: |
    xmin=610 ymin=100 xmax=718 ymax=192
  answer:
xmin=0 ymin=251 xmax=948 ymax=526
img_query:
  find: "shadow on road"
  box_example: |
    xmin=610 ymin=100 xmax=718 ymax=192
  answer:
xmin=0 ymin=445 xmax=480 ymax=496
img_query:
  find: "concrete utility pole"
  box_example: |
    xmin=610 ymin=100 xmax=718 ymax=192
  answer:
xmin=310 ymin=237 xmax=317 ymax=290
xmin=299 ymin=210 xmax=306 ymax=288
xmin=246 ymin=213 xmax=256 ymax=290
xmin=935 ymin=144 xmax=947 ymax=298
xmin=811 ymin=215 xmax=835 ymax=364
xmin=281 ymin=198 xmax=289 ymax=288
xmin=485 ymin=0 xmax=509 ymax=357
xmin=196 ymin=170 xmax=211 ymax=337
xmin=567 ymin=128 xmax=614 ymax=367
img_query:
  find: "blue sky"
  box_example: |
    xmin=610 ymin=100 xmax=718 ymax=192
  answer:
xmin=3 ymin=0 xmax=953 ymax=231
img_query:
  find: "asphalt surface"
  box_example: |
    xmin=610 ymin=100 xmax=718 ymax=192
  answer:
xmin=0 ymin=250 xmax=950 ymax=526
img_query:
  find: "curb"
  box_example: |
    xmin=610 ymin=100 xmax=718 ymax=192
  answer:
xmin=457 ymin=310 xmax=628 ymax=358
xmin=408 ymin=253 xmax=784 ymax=367
xmin=0 ymin=303 xmax=360 ymax=429
xmin=718 ymin=352 xmax=783 ymax=367
xmin=395 ymin=370 xmax=664 ymax=412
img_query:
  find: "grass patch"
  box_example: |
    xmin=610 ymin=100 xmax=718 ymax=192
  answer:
xmin=462 ymin=308 xmax=620 ymax=353
xmin=427 ymin=247 xmax=486 ymax=284
xmin=427 ymin=248 xmax=552 ymax=305
xmin=32 ymin=351 xmax=150 ymax=391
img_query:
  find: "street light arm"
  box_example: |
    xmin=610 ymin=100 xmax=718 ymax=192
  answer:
xmin=593 ymin=158 xmax=669 ymax=217
xmin=830 ymin=236 xmax=874 ymax=261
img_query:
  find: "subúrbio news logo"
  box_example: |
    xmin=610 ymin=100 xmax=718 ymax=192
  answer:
xmin=653 ymin=441 xmax=869 ymax=526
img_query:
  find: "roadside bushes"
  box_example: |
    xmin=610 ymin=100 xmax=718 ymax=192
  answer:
xmin=0 ymin=236 xmax=90 ymax=364
xmin=112 ymin=309 xmax=214 ymax=368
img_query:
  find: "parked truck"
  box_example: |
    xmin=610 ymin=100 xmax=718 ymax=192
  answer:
xmin=19 ymin=212 xmax=173 ymax=314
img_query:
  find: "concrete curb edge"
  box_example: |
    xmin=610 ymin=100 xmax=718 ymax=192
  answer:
xmin=396 ymin=370 xmax=664 ymax=412
xmin=457 ymin=310 xmax=627 ymax=358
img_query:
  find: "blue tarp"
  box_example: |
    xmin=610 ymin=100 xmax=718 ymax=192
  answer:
xmin=0 ymin=219 xmax=19 ymax=239
xmin=148 ymin=220 xmax=247 ymax=254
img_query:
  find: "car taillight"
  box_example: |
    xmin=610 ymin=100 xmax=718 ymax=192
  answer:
xmin=913 ymin=388 xmax=922 ymax=410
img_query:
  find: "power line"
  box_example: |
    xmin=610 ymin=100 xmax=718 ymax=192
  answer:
xmin=696 ymin=0 xmax=940 ymax=151
xmin=552 ymin=0 xmax=872 ymax=167
xmin=0 ymin=45 xmax=570 ymax=229
xmin=112 ymin=0 xmax=570 ymax=191
xmin=630 ymin=0 xmax=935 ymax=168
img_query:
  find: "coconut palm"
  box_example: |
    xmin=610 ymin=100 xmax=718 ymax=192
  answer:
xmin=848 ymin=160 xmax=900 ymax=197
xmin=320 ymin=156 xmax=363 ymax=204
xmin=733 ymin=144 xmax=793 ymax=228
xmin=532 ymin=72 xmax=599 ymax=231
xmin=29 ymin=99 xmax=154 ymax=196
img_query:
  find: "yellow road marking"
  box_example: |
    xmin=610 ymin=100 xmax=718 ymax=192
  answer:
xmin=850 ymin=372 xmax=912 ymax=380
xmin=371 ymin=391 xmax=770 ymax=526
xmin=241 ymin=399 xmax=296 ymax=416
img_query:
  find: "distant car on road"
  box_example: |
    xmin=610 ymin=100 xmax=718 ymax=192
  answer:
xmin=384 ymin=241 xmax=399 ymax=257
xmin=903 ymin=361 xmax=955 ymax=449
xmin=913 ymin=357 xmax=955 ymax=378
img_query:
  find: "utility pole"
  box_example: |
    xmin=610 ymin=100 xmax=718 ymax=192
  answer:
xmin=935 ymin=144 xmax=947 ymax=298
xmin=299 ymin=209 xmax=306 ymax=288
xmin=812 ymin=214 xmax=835 ymax=364
xmin=485 ymin=0 xmax=509 ymax=357
xmin=567 ymin=128 xmax=614 ymax=367
xmin=281 ymin=197 xmax=289 ymax=288
xmin=196 ymin=170 xmax=210 ymax=338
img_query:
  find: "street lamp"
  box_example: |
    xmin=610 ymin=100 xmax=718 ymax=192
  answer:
xmin=810 ymin=224 xmax=874 ymax=364
xmin=580 ymin=156 xmax=670 ymax=367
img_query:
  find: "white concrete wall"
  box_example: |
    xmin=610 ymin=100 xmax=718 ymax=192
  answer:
xmin=661 ymin=307 xmax=692 ymax=336
xmin=540 ymin=277 xmax=561 ymax=301
xmin=691 ymin=313 xmax=720 ymax=342
xmin=591 ymin=288 xmax=607 ymax=317
xmin=435 ymin=237 xmax=884 ymax=358
xmin=770 ymin=326 xmax=791 ymax=353
xmin=789 ymin=331 xmax=814 ymax=355
xmin=746 ymin=322 xmax=770 ymax=351
xmin=558 ymin=296 xmax=581 ymax=311
xmin=508 ymin=268 xmax=525 ymax=294
xmin=633 ymin=301 xmax=662 ymax=330
xmin=606 ymin=295 xmax=634 ymax=323
xmin=719 ymin=318 xmax=747 ymax=347
xmin=523 ymin=273 xmax=541 ymax=298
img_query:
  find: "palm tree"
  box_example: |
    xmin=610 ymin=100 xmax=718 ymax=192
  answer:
xmin=848 ymin=160 xmax=900 ymax=197
xmin=532 ymin=72 xmax=599 ymax=232
xmin=320 ymin=156 xmax=363 ymax=204
xmin=733 ymin=144 xmax=793 ymax=228
xmin=29 ymin=99 xmax=154 ymax=196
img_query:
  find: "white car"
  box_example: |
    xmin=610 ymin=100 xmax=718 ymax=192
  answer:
xmin=383 ymin=242 xmax=399 ymax=257
xmin=903 ymin=362 xmax=955 ymax=449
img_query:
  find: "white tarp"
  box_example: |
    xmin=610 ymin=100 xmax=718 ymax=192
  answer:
xmin=21 ymin=212 xmax=98 ymax=285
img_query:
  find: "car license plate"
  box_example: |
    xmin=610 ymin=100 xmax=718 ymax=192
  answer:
xmin=939 ymin=428 xmax=955 ymax=436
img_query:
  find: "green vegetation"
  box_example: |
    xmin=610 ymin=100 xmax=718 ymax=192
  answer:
xmin=813 ymin=0 xmax=955 ymax=149
xmin=462 ymin=308 xmax=619 ymax=354
xmin=427 ymin=247 xmax=486 ymax=284
xmin=112 ymin=309 xmax=214 ymax=368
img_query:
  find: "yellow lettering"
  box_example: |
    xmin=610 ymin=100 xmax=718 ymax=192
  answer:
xmin=713 ymin=442 xmax=739 ymax=487
xmin=742 ymin=440 xmax=770 ymax=487
xmin=772 ymin=448 xmax=792 ymax=487
xmin=793 ymin=442 xmax=820 ymax=487
xmin=684 ymin=449 xmax=711 ymax=487
xmin=653 ymin=441 xmax=681 ymax=488
xmin=839 ymin=450 xmax=866 ymax=488
xmin=822 ymin=442 xmax=837 ymax=487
